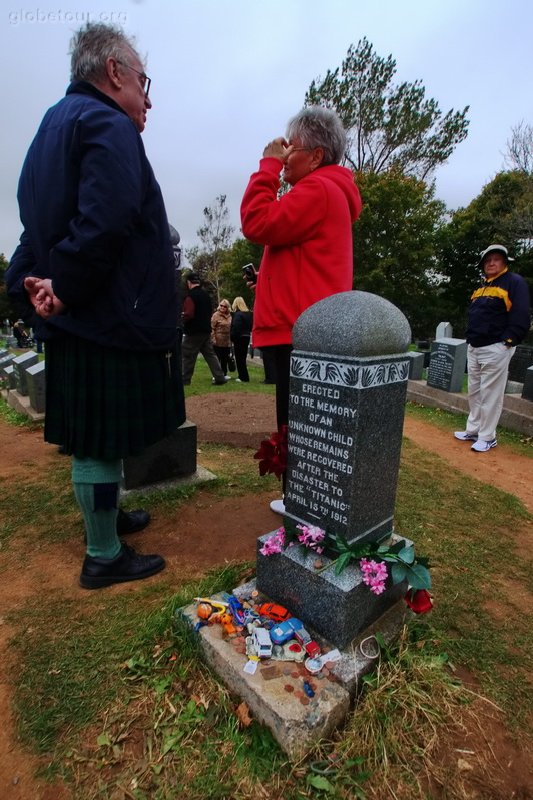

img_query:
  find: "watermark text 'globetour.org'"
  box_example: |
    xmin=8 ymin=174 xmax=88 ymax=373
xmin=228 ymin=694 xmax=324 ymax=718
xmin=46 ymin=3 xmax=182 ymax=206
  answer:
xmin=8 ymin=9 xmax=128 ymax=25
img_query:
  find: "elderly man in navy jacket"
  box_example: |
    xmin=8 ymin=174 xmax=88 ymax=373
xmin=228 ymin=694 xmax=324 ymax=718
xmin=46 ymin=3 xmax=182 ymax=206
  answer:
xmin=7 ymin=23 xmax=185 ymax=587
xmin=454 ymin=244 xmax=530 ymax=452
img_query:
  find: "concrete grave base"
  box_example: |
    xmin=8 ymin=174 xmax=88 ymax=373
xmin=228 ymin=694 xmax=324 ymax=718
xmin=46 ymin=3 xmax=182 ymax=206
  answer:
xmin=2 ymin=388 xmax=45 ymax=421
xmin=177 ymin=580 xmax=408 ymax=759
xmin=120 ymin=464 xmax=216 ymax=498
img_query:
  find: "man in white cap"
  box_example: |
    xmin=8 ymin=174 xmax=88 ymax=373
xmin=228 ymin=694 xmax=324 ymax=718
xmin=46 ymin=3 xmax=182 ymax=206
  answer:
xmin=454 ymin=244 xmax=530 ymax=452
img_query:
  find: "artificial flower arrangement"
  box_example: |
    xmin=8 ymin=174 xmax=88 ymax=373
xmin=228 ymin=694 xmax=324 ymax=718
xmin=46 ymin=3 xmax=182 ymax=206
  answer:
xmin=259 ymin=520 xmax=433 ymax=615
xmin=254 ymin=428 xmax=432 ymax=613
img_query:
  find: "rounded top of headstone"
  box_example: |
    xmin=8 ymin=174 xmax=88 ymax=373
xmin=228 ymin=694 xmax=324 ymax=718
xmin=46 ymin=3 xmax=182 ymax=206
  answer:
xmin=168 ymin=224 xmax=180 ymax=246
xmin=293 ymin=291 xmax=411 ymax=357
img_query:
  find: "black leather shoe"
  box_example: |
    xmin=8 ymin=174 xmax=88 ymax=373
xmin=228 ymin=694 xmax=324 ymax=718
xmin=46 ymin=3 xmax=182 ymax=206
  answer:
xmin=80 ymin=543 xmax=165 ymax=589
xmin=116 ymin=508 xmax=151 ymax=535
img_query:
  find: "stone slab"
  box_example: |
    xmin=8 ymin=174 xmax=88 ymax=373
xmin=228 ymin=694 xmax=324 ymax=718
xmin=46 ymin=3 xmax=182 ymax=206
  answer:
xmin=505 ymin=380 xmax=524 ymax=395
xmin=120 ymin=465 xmax=216 ymax=498
xmin=2 ymin=388 xmax=45 ymax=420
xmin=177 ymin=580 xmax=407 ymax=759
xmin=123 ymin=421 xmax=197 ymax=489
xmin=256 ymin=532 xmax=410 ymax=650
xmin=406 ymin=380 xmax=533 ymax=435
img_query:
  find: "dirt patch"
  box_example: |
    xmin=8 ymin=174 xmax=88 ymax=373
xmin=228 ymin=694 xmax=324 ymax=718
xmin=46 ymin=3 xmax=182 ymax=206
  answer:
xmin=0 ymin=391 xmax=532 ymax=798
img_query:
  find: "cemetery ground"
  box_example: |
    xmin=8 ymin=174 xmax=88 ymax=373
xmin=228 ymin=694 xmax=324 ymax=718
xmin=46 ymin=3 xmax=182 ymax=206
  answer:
xmin=0 ymin=359 xmax=532 ymax=800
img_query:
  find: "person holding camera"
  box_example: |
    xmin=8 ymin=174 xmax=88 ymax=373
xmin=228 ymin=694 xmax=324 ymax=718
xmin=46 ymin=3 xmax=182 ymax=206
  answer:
xmin=240 ymin=106 xmax=362 ymax=513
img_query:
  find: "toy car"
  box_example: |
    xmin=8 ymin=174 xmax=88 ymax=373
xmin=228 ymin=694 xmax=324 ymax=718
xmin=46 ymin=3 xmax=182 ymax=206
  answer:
xmin=270 ymin=617 xmax=304 ymax=645
xmin=294 ymin=626 xmax=321 ymax=659
xmin=257 ymin=602 xmax=292 ymax=623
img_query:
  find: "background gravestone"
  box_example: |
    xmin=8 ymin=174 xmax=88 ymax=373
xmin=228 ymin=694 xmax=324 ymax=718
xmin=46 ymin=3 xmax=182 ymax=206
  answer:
xmin=26 ymin=361 xmax=46 ymax=413
xmin=407 ymin=351 xmax=424 ymax=379
xmin=123 ymin=421 xmax=197 ymax=490
xmin=257 ymin=291 xmax=412 ymax=647
xmin=509 ymin=345 xmax=533 ymax=383
xmin=13 ymin=351 xmax=38 ymax=395
xmin=436 ymin=321 xmax=453 ymax=339
xmin=522 ymin=367 xmax=533 ymax=402
xmin=426 ymin=338 xmax=467 ymax=392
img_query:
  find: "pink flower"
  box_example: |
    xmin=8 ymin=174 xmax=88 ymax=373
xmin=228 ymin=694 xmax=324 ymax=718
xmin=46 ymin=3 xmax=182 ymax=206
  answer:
xmin=259 ymin=527 xmax=286 ymax=556
xmin=296 ymin=524 xmax=326 ymax=553
xmin=360 ymin=558 xmax=388 ymax=595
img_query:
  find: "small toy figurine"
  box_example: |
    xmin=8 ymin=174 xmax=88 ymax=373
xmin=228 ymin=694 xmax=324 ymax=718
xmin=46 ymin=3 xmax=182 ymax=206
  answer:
xmin=196 ymin=602 xmax=213 ymax=620
xmin=303 ymin=680 xmax=315 ymax=698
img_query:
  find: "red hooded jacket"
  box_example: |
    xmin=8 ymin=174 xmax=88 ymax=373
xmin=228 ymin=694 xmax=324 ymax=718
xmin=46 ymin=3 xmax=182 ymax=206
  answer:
xmin=240 ymin=157 xmax=362 ymax=347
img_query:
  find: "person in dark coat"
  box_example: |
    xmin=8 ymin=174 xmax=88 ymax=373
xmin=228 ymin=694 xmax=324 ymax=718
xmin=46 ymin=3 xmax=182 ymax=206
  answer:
xmin=6 ymin=22 xmax=185 ymax=588
xmin=231 ymin=297 xmax=253 ymax=382
xmin=181 ymin=274 xmax=228 ymax=385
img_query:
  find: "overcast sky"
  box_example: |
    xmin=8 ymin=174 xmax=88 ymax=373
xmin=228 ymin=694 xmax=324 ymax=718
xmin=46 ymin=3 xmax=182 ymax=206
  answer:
xmin=1 ymin=0 xmax=532 ymax=264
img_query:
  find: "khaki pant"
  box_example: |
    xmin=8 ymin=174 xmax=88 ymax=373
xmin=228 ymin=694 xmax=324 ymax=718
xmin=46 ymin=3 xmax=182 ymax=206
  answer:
xmin=466 ymin=342 xmax=515 ymax=441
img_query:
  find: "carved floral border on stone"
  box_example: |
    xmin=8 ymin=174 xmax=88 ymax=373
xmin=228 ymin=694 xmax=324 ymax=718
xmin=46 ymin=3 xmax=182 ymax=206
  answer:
xmin=290 ymin=355 xmax=410 ymax=390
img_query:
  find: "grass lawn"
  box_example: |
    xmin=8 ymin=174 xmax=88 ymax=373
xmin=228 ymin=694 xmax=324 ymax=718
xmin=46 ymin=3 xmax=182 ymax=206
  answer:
xmin=1 ymin=363 xmax=532 ymax=799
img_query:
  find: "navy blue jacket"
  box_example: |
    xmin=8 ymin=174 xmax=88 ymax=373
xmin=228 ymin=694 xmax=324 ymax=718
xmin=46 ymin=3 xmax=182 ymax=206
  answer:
xmin=466 ymin=268 xmax=530 ymax=348
xmin=7 ymin=81 xmax=178 ymax=351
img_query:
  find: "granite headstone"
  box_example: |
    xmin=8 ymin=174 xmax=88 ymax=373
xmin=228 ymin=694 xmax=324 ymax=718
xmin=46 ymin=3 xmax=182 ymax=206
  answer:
xmin=407 ymin=351 xmax=424 ymax=379
xmin=26 ymin=361 xmax=46 ymax=413
xmin=426 ymin=338 xmax=467 ymax=392
xmin=123 ymin=421 xmax=197 ymax=489
xmin=257 ymin=291 xmax=413 ymax=647
xmin=509 ymin=345 xmax=533 ymax=383
xmin=13 ymin=351 xmax=38 ymax=395
xmin=522 ymin=366 xmax=533 ymax=402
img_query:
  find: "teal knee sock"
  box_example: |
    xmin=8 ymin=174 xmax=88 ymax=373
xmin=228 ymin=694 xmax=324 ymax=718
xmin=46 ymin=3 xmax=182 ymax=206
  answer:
xmin=72 ymin=457 xmax=122 ymax=559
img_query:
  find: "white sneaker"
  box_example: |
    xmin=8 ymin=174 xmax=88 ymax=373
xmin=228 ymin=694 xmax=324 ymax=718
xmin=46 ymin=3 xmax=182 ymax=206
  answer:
xmin=235 ymin=378 xmax=242 ymax=382
xmin=454 ymin=431 xmax=478 ymax=441
xmin=471 ymin=438 xmax=497 ymax=452
xmin=270 ymin=499 xmax=285 ymax=515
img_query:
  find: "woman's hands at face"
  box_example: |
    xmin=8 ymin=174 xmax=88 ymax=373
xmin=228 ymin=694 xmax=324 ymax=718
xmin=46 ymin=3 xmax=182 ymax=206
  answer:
xmin=262 ymin=137 xmax=293 ymax=161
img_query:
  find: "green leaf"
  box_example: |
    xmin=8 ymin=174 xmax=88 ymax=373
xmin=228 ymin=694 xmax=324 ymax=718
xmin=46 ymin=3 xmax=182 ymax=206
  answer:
xmin=397 ymin=545 xmax=415 ymax=564
xmin=96 ymin=733 xmax=111 ymax=747
xmin=307 ymin=774 xmax=336 ymax=792
xmin=391 ymin=562 xmax=408 ymax=584
xmin=405 ymin=563 xmax=432 ymax=589
xmin=335 ymin=552 xmax=353 ymax=575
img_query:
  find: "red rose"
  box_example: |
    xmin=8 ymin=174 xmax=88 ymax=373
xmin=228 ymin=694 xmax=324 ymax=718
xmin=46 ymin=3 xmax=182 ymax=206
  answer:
xmin=405 ymin=589 xmax=433 ymax=614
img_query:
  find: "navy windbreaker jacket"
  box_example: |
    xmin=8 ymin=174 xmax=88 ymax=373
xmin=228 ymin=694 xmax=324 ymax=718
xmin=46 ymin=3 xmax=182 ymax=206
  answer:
xmin=7 ymin=81 xmax=178 ymax=351
xmin=465 ymin=268 xmax=530 ymax=348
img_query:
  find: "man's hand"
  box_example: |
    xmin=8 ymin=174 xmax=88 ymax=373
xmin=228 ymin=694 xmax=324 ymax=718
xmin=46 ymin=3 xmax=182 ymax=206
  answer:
xmin=24 ymin=277 xmax=66 ymax=319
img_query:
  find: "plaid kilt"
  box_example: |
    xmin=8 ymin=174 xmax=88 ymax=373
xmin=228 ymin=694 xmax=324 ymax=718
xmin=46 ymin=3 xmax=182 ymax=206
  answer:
xmin=44 ymin=334 xmax=185 ymax=460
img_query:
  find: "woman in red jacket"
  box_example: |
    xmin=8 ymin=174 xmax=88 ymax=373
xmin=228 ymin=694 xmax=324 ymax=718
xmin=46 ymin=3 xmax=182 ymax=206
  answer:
xmin=240 ymin=106 xmax=362 ymax=513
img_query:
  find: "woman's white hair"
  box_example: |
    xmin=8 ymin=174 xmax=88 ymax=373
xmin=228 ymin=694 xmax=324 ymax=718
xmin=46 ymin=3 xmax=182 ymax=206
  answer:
xmin=286 ymin=106 xmax=346 ymax=166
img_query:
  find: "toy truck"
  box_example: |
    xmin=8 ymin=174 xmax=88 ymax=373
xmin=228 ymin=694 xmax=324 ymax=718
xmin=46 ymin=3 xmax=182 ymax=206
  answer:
xmin=251 ymin=627 xmax=272 ymax=659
